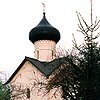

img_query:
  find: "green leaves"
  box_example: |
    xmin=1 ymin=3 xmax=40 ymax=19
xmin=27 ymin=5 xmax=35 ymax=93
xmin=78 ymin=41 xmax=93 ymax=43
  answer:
xmin=0 ymin=81 xmax=10 ymax=100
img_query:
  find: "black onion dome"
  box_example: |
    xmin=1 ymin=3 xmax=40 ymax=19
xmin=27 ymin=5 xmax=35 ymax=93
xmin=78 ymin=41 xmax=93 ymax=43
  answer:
xmin=29 ymin=13 xmax=60 ymax=43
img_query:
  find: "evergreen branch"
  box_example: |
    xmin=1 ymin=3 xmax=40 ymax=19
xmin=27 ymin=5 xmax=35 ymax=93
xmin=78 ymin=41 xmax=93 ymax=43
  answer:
xmin=76 ymin=12 xmax=86 ymax=33
xmin=94 ymin=16 xmax=97 ymax=25
xmin=93 ymin=32 xmax=100 ymax=39
xmin=94 ymin=24 xmax=100 ymax=31
xmin=78 ymin=12 xmax=90 ymax=29
xmin=93 ymin=19 xmax=100 ymax=30
xmin=72 ymin=33 xmax=78 ymax=48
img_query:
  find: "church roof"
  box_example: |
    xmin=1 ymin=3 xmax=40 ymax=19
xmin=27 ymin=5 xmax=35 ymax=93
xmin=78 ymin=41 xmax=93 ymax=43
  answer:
xmin=5 ymin=56 xmax=65 ymax=84
xmin=29 ymin=13 xmax=60 ymax=43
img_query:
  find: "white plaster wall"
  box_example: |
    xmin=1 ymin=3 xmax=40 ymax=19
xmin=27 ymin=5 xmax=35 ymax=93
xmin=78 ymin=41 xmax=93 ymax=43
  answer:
xmin=10 ymin=61 xmax=62 ymax=100
xmin=34 ymin=40 xmax=56 ymax=62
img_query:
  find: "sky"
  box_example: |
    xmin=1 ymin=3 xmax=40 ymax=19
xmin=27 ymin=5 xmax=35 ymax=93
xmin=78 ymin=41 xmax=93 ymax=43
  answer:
xmin=0 ymin=0 xmax=100 ymax=79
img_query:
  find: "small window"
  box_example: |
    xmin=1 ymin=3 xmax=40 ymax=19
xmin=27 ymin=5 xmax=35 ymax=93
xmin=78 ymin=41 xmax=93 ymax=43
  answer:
xmin=27 ymin=88 xmax=30 ymax=98
xmin=37 ymin=50 xmax=39 ymax=59
xmin=52 ymin=50 xmax=54 ymax=59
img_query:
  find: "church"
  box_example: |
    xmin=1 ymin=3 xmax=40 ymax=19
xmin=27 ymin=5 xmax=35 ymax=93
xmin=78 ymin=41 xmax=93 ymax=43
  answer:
xmin=5 ymin=5 xmax=63 ymax=100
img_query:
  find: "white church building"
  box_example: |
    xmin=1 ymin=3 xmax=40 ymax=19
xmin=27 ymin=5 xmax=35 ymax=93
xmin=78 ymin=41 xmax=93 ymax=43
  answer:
xmin=5 ymin=7 xmax=63 ymax=100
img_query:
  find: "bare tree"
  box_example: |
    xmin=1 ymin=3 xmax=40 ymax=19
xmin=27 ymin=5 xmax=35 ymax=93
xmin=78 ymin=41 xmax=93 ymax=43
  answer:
xmin=45 ymin=0 xmax=100 ymax=100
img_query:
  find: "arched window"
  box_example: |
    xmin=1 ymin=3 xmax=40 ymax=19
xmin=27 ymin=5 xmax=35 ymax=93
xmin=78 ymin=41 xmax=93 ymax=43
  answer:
xmin=27 ymin=88 xmax=30 ymax=98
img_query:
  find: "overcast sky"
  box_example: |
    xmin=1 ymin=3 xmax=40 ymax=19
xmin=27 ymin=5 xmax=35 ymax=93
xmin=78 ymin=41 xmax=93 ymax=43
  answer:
xmin=0 ymin=0 xmax=100 ymax=78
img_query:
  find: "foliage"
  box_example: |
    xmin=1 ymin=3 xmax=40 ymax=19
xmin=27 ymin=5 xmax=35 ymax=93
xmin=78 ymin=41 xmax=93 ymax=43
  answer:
xmin=0 ymin=80 xmax=10 ymax=100
xmin=46 ymin=0 xmax=100 ymax=100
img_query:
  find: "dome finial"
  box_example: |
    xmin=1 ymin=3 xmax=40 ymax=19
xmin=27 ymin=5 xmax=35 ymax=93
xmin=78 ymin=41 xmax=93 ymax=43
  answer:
xmin=42 ymin=3 xmax=46 ymax=17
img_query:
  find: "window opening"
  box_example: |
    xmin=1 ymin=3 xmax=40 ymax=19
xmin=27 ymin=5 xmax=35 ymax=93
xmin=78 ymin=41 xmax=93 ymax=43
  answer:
xmin=37 ymin=50 xmax=39 ymax=59
xmin=27 ymin=88 xmax=30 ymax=98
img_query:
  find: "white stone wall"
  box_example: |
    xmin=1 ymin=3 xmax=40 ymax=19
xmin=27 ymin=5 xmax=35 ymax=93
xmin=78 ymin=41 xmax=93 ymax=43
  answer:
xmin=34 ymin=40 xmax=56 ymax=62
xmin=10 ymin=61 xmax=62 ymax=100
